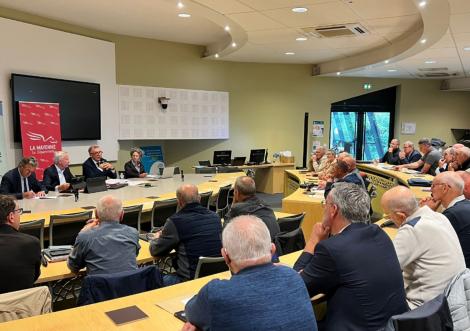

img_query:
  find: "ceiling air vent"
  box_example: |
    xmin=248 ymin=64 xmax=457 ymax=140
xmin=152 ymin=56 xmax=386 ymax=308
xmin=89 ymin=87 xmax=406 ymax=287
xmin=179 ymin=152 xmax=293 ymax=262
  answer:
xmin=302 ymin=23 xmax=369 ymax=38
xmin=416 ymin=72 xmax=458 ymax=78
xmin=418 ymin=67 xmax=448 ymax=72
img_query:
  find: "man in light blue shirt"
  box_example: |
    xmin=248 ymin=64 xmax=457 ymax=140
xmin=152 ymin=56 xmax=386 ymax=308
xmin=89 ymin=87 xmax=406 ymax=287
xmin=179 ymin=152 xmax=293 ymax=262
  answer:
xmin=67 ymin=195 xmax=140 ymax=275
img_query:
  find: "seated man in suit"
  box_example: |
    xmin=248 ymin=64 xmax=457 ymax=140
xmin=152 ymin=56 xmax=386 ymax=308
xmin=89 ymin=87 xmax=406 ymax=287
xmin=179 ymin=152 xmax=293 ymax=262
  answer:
xmin=43 ymin=151 xmax=74 ymax=192
xmin=0 ymin=157 xmax=46 ymax=199
xmin=223 ymin=176 xmax=280 ymax=242
xmin=123 ymin=147 xmax=147 ymax=178
xmin=398 ymin=141 xmax=422 ymax=165
xmin=67 ymin=195 xmax=140 ymax=275
xmin=0 ymin=195 xmax=41 ymax=294
xmin=294 ymin=183 xmax=408 ymax=330
xmin=184 ymin=215 xmax=317 ymax=331
xmin=382 ymin=186 xmax=466 ymax=309
xmin=380 ymin=138 xmax=401 ymax=164
xmin=395 ymin=138 xmax=441 ymax=175
xmin=149 ymin=184 xmax=222 ymax=286
xmin=82 ymin=145 xmax=116 ymax=180
xmin=419 ymin=172 xmax=470 ymax=267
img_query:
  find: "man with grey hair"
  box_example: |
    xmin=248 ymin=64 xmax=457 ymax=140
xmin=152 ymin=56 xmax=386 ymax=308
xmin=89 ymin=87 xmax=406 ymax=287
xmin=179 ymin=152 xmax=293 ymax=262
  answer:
xmin=457 ymin=171 xmax=470 ymax=199
xmin=455 ymin=146 xmax=470 ymax=171
xmin=398 ymin=141 xmax=422 ymax=165
xmin=308 ymin=146 xmax=327 ymax=172
xmin=380 ymin=138 xmax=400 ymax=164
xmin=150 ymin=184 xmax=222 ymax=286
xmin=184 ymin=215 xmax=317 ymax=331
xmin=420 ymin=171 xmax=470 ymax=267
xmin=43 ymin=151 xmax=74 ymax=192
xmin=82 ymin=144 xmax=117 ymax=179
xmin=395 ymin=138 xmax=441 ymax=175
xmin=294 ymin=183 xmax=407 ymax=330
xmin=224 ymin=176 xmax=280 ymax=242
xmin=0 ymin=157 xmax=45 ymax=199
xmin=381 ymin=186 xmax=466 ymax=309
xmin=67 ymin=195 xmax=140 ymax=275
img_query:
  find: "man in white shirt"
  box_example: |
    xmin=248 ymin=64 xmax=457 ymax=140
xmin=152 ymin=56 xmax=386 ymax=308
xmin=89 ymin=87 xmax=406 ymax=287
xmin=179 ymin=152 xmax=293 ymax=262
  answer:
xmin=381 ymin=186 xmax=466 ymax=309
xmin=43 ymin=151 xmax=74 ymax=192
xmin=308 ymin=146 xmax=327 ymax=173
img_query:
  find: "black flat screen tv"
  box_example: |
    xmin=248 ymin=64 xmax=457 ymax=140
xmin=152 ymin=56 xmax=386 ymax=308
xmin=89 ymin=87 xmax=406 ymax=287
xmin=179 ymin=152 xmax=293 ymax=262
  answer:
xmin=11 ymin=73 xmax=101 ymax=141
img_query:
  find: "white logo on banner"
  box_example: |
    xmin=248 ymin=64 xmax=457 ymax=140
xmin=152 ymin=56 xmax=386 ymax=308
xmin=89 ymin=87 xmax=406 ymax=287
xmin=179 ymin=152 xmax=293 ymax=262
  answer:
xmin=25 ymin=131 xmax=58 ymax=144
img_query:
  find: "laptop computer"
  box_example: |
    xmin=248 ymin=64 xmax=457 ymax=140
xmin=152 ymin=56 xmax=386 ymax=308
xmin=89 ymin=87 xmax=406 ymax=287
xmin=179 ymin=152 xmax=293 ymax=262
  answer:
xmin=160 ymin=167 xmax=175 ymax=179
xmin=231 ymin=157 xmax=246 ymax=166
xmin=85 ymin=176 xmax=107 ymax=193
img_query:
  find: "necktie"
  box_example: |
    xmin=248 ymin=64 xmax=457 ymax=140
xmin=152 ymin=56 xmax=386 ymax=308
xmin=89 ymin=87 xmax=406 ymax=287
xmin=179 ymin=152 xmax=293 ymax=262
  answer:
xmin=23 ymin=177 xmax=28 ymax=193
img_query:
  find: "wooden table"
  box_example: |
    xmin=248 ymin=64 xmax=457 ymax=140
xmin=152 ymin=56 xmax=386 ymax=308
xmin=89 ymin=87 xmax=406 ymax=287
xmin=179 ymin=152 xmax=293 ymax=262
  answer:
xmin=239 ymin=163 xmax=295 ymax=194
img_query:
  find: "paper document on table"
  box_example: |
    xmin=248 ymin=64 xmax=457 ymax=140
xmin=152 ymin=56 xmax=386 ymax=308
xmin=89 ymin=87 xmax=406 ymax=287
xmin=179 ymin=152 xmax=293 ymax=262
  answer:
xmin=155 ymin=295 xmax=193 ymax=314
xmin=106 ymin=179 xmax=128 ymax=185
xmin=35 ymin=195 xmax=58 ymax=199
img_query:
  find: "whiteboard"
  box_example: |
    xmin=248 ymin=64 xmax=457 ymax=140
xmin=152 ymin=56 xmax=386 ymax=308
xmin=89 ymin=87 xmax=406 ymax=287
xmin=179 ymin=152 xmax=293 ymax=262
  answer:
xmin=118 ymin=85 xmax=229 ymax=140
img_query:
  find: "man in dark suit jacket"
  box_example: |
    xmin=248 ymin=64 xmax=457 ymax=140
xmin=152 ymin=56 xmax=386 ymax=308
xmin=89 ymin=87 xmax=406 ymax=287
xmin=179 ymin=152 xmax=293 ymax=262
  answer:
xmin=294 ymin=183 xmax=408 ymax=330
xmin=398 ymin=141 xmax=422 ymax=165
xmin=0 ymin=195 xmax=41 ymax=294
xmin=0 ymin=157 xmax=46 ymax=199
xmin=82 ymin=145 xmax=117 ymax=180
xmin=380 ymin=138 xmax=401 ymax=165
xmin=123 ymin=147 xmax=147 ymax=178
xmin=420 ymin=171 xmax=470 ymax=267
xmin=43 ymin=151 xmax=74 ymax=192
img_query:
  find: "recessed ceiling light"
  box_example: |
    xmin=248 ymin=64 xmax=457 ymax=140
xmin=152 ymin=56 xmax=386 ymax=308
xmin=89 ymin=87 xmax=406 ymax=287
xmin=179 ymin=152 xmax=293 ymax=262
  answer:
xmin=292 ymin=7 xmax=308 ymax=13
xmin=285 ymin=52 xmax=295 ymax=55
xmin=418 ymin=1 xmax=427 ymax=8
xmin=336 ymin=72 xmax=341 ymax=76
xmin=231 ymin=42 xmax=237 ymax=48
xmin=296 ymin=37 xmax=308 ymax=41
xmin=178 ymin=13 xmax=191 ymax=18
xmin=214 ymin=53 xmax=219 ymax=58
xmin=464 ymin=47 xmax=470 ymax=51
xmin=425 ymin=60 xmax=436 ymax=64
xmin=384 ymin=60 xmax=390 ymax=64
xmin=177 ymin=2 xmax=184 ymax=9
xmin=224 ymin=25 xmax=230 ymax=32
xmin=420 ymin=38 xmax=427 ymax=44
xmin=387 ymin=69 xmax=397 ymax=72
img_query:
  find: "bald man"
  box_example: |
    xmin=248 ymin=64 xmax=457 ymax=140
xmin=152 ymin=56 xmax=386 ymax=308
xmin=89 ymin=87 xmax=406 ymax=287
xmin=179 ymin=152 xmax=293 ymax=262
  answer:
xmin=150 ymin=184 xmax=222 ymax=286
xmin=455 ymin=147 xmax=470 ymax=171
xmin=457 ymin=171 xmax=470 ymax=199
xmin=381 ymin=186 xmax=465 ymax=309
xmin=420 ymin=172 xmax=470 ymax=267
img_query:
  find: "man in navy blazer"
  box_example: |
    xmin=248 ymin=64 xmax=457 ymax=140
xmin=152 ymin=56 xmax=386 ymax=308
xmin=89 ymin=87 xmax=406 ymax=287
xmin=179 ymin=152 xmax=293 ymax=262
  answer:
xmin=0 ymin=157 xmax=46 ymax=199
xmin=82 ymin=145 xmax=116 ymax=180
xmin=43 ymin=151 xmax=74 ymax=192
xmin=294 ymin=182 xmax=408 ymax=331
xmin=323 ymin=156 xmax=365 ymax=198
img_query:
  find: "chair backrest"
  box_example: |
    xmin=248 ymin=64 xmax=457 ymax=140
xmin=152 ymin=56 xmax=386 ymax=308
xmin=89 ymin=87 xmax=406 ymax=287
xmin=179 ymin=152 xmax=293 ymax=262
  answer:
xmin=216 ymin=185 xmax=232 ymax=210
xmin=19 ymin=219 xmax=45 ymax=250
xmin=49 ymin=210 xmax=93 ymax=247
xmin=385 ymin=294 xmax=453 ymax=331
xmin=275 ymin=228 xmax=306 ymax=256
xmin=0 ymin=286 xmax=52 ymax=322
xmin=194 ymin=257 xmax=228 ymax=279
xmin=277 ymin=213 xmax=305 ymax=233
xmin=200 ymin=191 xmax=213 ymax=209
xmin=77 ymin=265 xmax=163 ymax=306
xmin=444 ymin=268 xmax=470 ymax=331
xmin=122 ymin=204 xmax=143 ymax=232
xmin=195 ymin=167 xmax=216 ymax=174
xmin=151 ymin=199 xmax=178 ymax=228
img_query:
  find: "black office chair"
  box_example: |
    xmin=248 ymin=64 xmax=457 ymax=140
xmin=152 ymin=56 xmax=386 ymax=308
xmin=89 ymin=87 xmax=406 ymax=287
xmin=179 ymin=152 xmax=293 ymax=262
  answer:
xmin=217 ymin=166 xmax=241 ymax=173
xmin=275 ymin=228 xmax=306 ymax=256
xmin=19 ymin=219 xmax=45 ymax=250
xmin=195 ymin=167 xmax=216 ymax=174
xmin=277 ymin=213 xmax=305 ymax=233
xmin=194 ymin=257 xmax=229 ymax=279
xmin=384 ymin=294 xmax=453 ymax=331
xmin=122 ymin=204 xmax=143 ymax=233
xmin=200 ymin=191 xmax=213 ymax=209
xmin=150 ymin=199 xmax=178 ymax=229
xmin=49 ymin=211 xmax=93 ymax=247
xmin=215 ymin=185 xmax=232 ymax=219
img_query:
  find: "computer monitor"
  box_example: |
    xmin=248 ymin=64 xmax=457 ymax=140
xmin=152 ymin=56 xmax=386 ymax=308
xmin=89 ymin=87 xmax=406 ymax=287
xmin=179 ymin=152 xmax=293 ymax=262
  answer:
xmin=249 ymin=149 xmax=266 ymax=164
xmin=213 ymin=150 xmax=232 ymax=165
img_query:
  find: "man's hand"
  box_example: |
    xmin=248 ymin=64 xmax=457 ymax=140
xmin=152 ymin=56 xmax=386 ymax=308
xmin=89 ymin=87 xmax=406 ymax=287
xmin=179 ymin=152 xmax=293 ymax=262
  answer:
xmin=139 ymin=173 xmax=147 ymax=178
xmin=58 ymin=183 xmax=71 ymax=192
xmin=394 ymin=165 xmax=404 ymax=171
xmin=317 ymin=180 xmax=326 ymax=189
xmin=419 ymin=196 xmax=441 ymax=211
xmin=36 ymin=191 xmax=46 ymax=198
xmin=304 ymin=223 xmax=330 ymax=254
xmin=23 ymin=191 xmax=35 ymax=199
xmin=438 ymin=159 xmax=445 ymax=169
xmin=181 ymin=322 xmax=197 ymax=331
xmin=388 ymin=147 xmax=394 ymax=153
xmin=81 ymin=219 xmax=100 ymax=232
xmin=399 ymin=151 xmax=406 ymax=159
xmin=100 ymin=162 xmax=114 ymax=170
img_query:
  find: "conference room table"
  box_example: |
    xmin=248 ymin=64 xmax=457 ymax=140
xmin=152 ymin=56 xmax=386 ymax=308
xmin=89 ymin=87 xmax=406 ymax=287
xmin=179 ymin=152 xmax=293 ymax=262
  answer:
xmin=281 ymin=166 xmax=432 ymax=240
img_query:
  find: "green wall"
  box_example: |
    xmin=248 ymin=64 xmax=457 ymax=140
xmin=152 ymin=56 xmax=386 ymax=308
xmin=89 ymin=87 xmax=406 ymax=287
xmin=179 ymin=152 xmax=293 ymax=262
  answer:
xmin=2 ymin=6 xmax=470 ymax=173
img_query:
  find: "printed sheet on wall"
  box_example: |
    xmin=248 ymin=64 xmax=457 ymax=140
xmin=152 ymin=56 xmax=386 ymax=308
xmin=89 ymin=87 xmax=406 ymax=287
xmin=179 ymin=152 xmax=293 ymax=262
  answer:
xmin=118 ymin=85 xmax=229 ymax=140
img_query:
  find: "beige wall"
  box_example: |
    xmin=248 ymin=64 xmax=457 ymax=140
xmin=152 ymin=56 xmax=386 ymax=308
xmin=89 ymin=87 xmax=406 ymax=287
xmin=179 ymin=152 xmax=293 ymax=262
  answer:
xmin=2 ymin=6 xmax=470 ymax=174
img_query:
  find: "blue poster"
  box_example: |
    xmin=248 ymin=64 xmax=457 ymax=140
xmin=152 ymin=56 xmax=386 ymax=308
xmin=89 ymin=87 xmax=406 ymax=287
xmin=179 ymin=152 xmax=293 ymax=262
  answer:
xmin=140 ymin=146 xmax=164 ymax=173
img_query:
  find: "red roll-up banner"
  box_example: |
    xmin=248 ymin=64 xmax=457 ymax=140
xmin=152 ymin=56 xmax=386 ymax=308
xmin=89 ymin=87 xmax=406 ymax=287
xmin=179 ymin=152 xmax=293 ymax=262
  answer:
xmin=19 ymin=102 xmax=62 ymax=180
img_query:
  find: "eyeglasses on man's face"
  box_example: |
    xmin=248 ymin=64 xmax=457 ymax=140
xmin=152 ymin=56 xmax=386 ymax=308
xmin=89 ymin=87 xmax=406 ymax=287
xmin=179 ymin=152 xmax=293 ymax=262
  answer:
xmin=13 ymin=208 xmax=23 ymax=215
